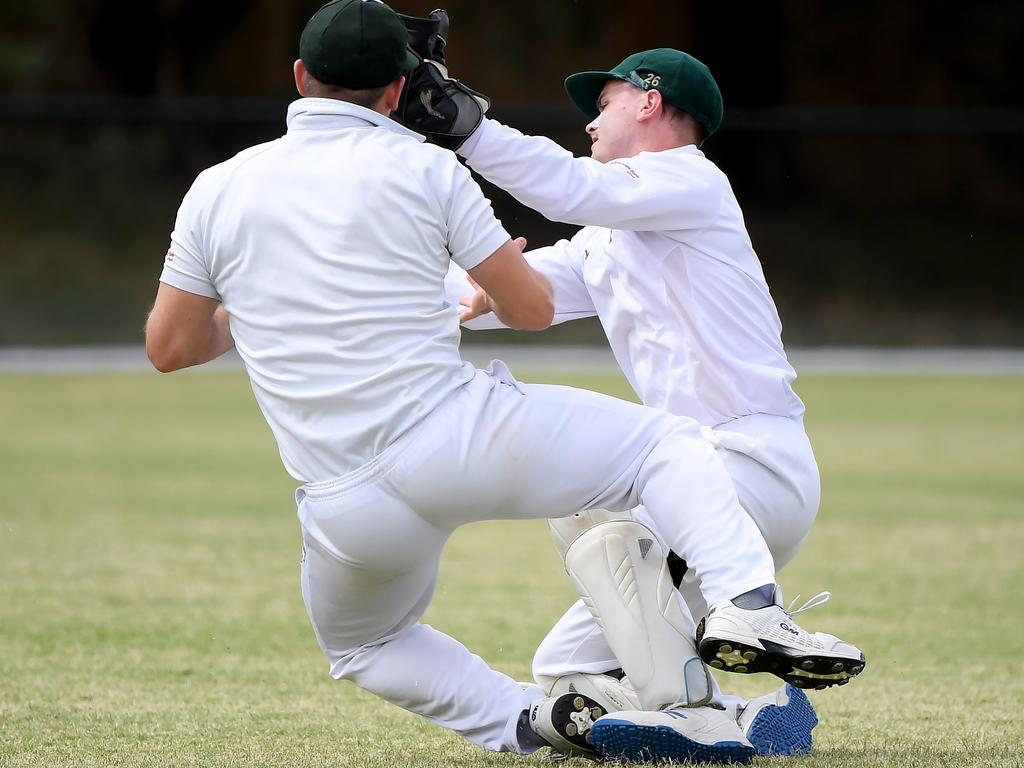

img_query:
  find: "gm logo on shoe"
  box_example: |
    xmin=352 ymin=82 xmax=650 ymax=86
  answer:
xmin=780 ymin=622 xmax=800 ymax=635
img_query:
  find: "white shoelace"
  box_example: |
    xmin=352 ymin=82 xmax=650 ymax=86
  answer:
xmin=784 ymin=591 xmax=832 ymax=616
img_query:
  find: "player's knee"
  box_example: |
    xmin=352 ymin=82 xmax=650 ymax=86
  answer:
xmin=531 ymin=634 xmax=563 ymax=693
xmin=548 ymin=509 xmax=632 ymax=559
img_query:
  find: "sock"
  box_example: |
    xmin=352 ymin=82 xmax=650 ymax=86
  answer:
xmin=516 ymin=707 xmax=549 ymax=752
xmin=732 ymin=584 xmax=777 ymax=610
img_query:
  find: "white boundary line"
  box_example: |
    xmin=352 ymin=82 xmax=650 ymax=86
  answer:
xmin=1 ymin=345 xmax=1023 ymax=375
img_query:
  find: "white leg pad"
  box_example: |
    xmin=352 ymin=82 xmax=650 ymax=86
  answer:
xmin=552 ymin=517 xmax=712 ymax=710
xmin=548 ymin=509 xmax=630 ymax=560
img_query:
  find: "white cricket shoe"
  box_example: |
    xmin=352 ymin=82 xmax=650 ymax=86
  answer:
xmin=549 ymin=671 xmax=641 ymax=714
xmin=590 ymin=705 xmax=755 ymax=764
xmin=528 ymin=692 xmax=607 ymax=760
xmin=738 ymin=683 xmax=818 ymax=756
xmin=698 ymin=592 xmax=866 ymax=689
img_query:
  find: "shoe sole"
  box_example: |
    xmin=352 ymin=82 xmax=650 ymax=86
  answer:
xmin=746 ymin=684 xmax=818 ymax=756
xmin=549 ymin=693 xmax=607 ymax=756
xmin=698 ymin=636 xmax=865 ymax=689
xmin=591 ymin=719 xmax=755 ymax=765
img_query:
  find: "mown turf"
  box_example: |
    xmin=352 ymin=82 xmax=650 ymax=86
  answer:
xmin=1 ymin=370 xmax=1021 ymax=767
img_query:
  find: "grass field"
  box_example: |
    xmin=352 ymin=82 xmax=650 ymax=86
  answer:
xmin=1 ymin=370 xmax=1022 ymax=767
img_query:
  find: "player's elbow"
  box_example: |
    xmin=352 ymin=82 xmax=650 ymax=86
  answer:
xmin=146 ymin=341 xmax=183 ymax=373
xmin=145 ymin=324 xmax=186 ymax=373
xmin=503 ymin=295 xmax=554 ymax=331
xmin=510 ymin=278 xmax=555 ymax=330
xmin=524 ymin=296 xmax=555 ymax=330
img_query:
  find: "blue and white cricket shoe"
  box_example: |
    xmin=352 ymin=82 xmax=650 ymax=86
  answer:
xmin=591 ymin=706 xmax=755 ymax=764
xmin=738 ymin=683 xmax=818 ymax=756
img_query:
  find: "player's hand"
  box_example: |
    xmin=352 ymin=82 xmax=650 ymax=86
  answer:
xmin=399 ymin=9 xmax=448 ymax=65
xmin=395 ymin=8 xmax=490 ymax=150
xmin=458 ymin=237 xmax=527 ymax=324
xmin=458 ymin=285 xmax=490 ymax=324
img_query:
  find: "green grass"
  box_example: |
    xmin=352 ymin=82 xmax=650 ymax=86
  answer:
xmin=1 ymin=371 xmax=1022 ymax=767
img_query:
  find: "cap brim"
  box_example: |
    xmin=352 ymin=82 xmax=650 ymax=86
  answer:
xmin=564 ymin=70 xmax=620 ymax=119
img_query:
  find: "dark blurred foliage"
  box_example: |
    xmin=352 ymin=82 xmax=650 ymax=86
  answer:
xmin=0 ymin=0 xmax=1021 ymax=345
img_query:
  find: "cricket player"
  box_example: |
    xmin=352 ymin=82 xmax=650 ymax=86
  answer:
xmin=400 ymin=27 xmax=863 ymax=760
xmin=146 ymin=1 xmax=861 ymax=763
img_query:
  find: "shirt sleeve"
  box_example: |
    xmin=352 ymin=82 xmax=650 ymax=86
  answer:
xmin=459 ymin=118 xmax=724 ymax=233
xmin=441 ymin=155 xmax=512 ymax=271
xmin=444 ymin=236 xmax=596 ymax=331
xmin=524 ymin=237 xmax=596 ymax=325
xmin=159 ymin=177 xmax=220 ymax=300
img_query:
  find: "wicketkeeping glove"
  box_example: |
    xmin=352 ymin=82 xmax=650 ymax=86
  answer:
xmin=400 ymin=7 xmax=449 ymax=65
xmin=396 ymin=8 xmax=491 ymax=151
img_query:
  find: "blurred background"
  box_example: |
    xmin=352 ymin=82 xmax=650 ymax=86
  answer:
xmin=1 ymin=0 xmax=1021 ymax=347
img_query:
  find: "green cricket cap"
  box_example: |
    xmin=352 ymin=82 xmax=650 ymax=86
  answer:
xmin=300 ymin=0 xmax=419 ymax=89
xmin=565 ymin=48 xmax=724 ymax=138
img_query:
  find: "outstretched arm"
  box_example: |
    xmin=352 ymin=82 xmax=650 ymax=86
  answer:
xmin=459 ymin=119 xmax=723 ymax=232
xmin=447 ymin=237 xmax=596 ymax=329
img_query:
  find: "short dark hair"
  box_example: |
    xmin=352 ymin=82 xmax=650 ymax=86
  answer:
xmin=664 ymin=101 xmax=706 ymax=145
xmin=303 ymin=70 xmax=388 ymax=109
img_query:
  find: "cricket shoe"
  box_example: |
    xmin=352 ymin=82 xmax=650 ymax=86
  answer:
xmin=698 ymin=591 xmax=865 ymax=689
xmin=549 ymin=671 xmax=641 ymax=715
xmin=738 ymin=683 xmax=818 ymax=756
xmin=590 ymin=706 xmax=755 ymax=764
xmin=529 ymin=692 xmax=607 ymax=760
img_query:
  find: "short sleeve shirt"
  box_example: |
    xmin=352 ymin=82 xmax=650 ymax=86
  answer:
xmin=160 ymin=99 xmax=510 ymax=482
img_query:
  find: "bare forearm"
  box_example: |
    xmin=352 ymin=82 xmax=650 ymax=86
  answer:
xmin=204 ymin=305 xmax=235 ymax=361
xmin=146 ymin=299 xmax=235 ymax=373
xmin=487 ymin=272 xmax=553 ymax=331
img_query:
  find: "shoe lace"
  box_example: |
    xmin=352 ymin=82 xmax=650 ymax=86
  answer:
xmin=783 ymin=591 xmax=831 ymax=616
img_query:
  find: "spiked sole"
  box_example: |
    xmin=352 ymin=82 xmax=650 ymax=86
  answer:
xmin=745 ymin=684 xmax=818 ymax=756
xmin=591 ymin=720 xmax=755 ymax=765
xmin=549 ymin=693 xmax=606 ymax=755
xmin=698 ymin=637 xmax=865 ymax=690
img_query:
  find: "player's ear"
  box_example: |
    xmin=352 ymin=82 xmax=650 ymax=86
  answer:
xmin=636 ymin=89 xmax=662 ymax=123
xmin=294 ymin=59 xmax=309 ymax=97
xmin=383 ymin=75 xmax=406 ymax=115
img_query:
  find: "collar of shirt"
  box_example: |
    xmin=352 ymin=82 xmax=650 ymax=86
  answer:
xmin=286 ymin=97 xmax=425 ymax=142
xmin=635 ymin=144 xmax=706 ymax=161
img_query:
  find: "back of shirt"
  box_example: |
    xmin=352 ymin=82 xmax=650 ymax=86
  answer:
xmin=161 ymin=99 xmax=509 ymax=482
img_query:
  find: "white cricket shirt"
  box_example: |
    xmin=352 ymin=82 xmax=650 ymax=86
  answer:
xmin=160 ymin=99 xmax=510 ymax=482
xmin=452 ymin=118 xmax=805 ymax=427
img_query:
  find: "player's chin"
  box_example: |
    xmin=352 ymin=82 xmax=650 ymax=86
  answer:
xmin=590 ymin=144 xmax=609 ymax=163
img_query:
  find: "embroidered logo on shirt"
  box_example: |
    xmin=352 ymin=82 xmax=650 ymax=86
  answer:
xmin=165 ymin=249 xmax=176 ymax=263
xmin=608 ymin=160 xmax=640 ymax=179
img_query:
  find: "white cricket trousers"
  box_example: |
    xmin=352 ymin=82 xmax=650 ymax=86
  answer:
xmin=532 ymin=413 xmax=821 ymax=702
xmin=297 ymin=363 xmax=776 ymax=753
